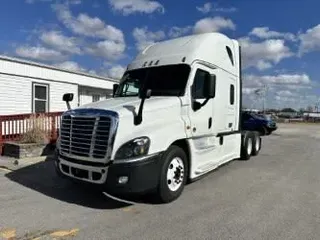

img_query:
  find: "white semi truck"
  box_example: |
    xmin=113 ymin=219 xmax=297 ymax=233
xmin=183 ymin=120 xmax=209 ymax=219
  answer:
xmin=55 ymin=32 xmax=262 ymax=203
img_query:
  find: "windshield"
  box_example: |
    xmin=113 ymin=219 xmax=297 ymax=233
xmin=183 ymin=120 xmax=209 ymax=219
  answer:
xmin=114 ymin=64 xmax=191 ymax=97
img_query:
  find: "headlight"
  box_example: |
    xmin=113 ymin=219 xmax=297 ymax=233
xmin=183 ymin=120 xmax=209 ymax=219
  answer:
xmin=115 ymin=137 xmax=150 ymax=160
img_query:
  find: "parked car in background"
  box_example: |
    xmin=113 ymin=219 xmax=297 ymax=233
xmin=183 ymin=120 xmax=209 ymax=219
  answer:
xmin=242 ymin=111 xmax=277 ymax=136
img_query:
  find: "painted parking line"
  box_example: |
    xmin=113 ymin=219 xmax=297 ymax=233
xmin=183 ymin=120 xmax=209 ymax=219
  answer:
xmin=0 ymin=228 xmax=16 ymax=239
xmin=103 ymin=191 xmax=140 ymax=205
xmin=0 ymin=167 xmax=12 ymax=173
xmin=50 ymin=228 xmax=79 ymax=238
xmin=0 ymin=228 xmax=80 ymax=239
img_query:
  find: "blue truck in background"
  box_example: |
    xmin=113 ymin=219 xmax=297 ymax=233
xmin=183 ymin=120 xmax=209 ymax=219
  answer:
xmin=242 ymin=111 xmax=278 ymax=136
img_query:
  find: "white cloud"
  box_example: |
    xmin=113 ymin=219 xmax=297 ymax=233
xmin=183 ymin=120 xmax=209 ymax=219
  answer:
xmin=54 ymin=61 xmax=86 ymax=72
xmin=54 ymin=4 xmax=124 ymax=42
xmin=40 ymin=31 xmax=81 ymax=54
xmin=132 ymin=27 xmax=166 ymax=51
xmin=243 ymin=73 xmax=316 ymax=109
xmin=15 ymin=46 xmax=66 ymax=61
xmin=168 ymin=26 xmax=192 ymax=38
xmin=274 ymin=95 xmax=296 ymax=103
xmin=68 ymin=0 xmax=81 ymax=4
xmin=196 ymin=2 xmax=237 ymax=14
xmin=26 ymin=0 xmax=50 ymax=3
xmin=298 ymin=24 xmax=320 ymax=55
xmin=85 ymin=40 xmax=126 ymax=60
xmin=52 ymin=4 xmax=126 ymax=59
xmin=196 ymin=2 xmax=212 ymax=14
xmin=242 ymin=88 xmax=257 ymax=95
xmin=276 ymin=90 xmax=296 ymax=97
xmin=108 ymin=0 xmax=164 ymax=15
xmin=256 ymin=61 xmax=273 ymax=70
xmin=239 ymin=37 xmax=293 ymax=70
xmin=193 ymin=17 xmax=236 ymax=34
xmin=26 ymin=0 xmax=81 ymax=4
xmin=244 ymin=73 xmax=311 ymax=90
xmin=103 ymin=64 xmax=126 ymax=79
xmin=249 ymin=27 xmax=296 ymax=41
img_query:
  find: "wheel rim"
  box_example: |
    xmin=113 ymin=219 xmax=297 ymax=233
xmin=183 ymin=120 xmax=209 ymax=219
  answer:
xmin=247 ymin=138 xmax=253 ymax=155
xmin=166 ymin=157 xmax=184 ymax=192
xmin=255 ymin=137 xmax=260 ymax=151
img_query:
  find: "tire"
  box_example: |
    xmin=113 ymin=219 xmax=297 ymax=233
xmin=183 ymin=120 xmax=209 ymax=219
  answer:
xmin=240 ymin=133 xmax=253 ymax=160
xmin=251 ymin=132 xmax=261 ymax=156
xmin=260 ymin=126 xmax=268 ymax=136
xmin=156 ymin=145 xmax=188 ymax=203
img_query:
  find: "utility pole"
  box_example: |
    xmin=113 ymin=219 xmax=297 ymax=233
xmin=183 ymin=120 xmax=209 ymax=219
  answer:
xmin=263 ymin=84 xmax=268 ymax=114
xmin=254 ymin=84 xmax=268 ymax=114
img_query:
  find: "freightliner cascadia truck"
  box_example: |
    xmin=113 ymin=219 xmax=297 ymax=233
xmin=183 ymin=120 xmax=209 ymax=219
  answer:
xmin=55 ymin=32 xmax=262 ymax=203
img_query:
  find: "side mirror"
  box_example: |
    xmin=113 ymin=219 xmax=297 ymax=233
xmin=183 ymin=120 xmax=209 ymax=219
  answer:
xmin=138 ymin=89 xmax=152 ymax=99
xmin=63 ymin=93 xmax=74 ymax=102
xmin=203 ymin=74 xmax=216 ymax=98
xmin=63 ymin=93 xmax=74 ymax=110
xmin=113 ymin=84 xmax=119 ymax=97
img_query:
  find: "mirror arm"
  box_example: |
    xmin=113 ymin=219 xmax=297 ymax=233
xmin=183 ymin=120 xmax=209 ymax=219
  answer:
xmin=134 ymin=98 xmax=145 ymax=125
xmin=66 ymin=101 xmax=71 ymax=110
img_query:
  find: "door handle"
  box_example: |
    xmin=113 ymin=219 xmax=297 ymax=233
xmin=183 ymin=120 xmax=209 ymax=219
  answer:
xmin=208 ymin=117 xmax=212 ymax=129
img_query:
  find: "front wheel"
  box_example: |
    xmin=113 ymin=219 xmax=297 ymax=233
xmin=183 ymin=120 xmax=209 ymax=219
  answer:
xmin=156 ymin=145 xmax=188 ymax=203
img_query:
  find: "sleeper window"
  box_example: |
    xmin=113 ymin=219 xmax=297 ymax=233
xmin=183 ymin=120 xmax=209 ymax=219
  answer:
xmin=226 ymin=46 xmax=234 ymax=66
xmin=32 ymin=83 xmax=49 ymax=113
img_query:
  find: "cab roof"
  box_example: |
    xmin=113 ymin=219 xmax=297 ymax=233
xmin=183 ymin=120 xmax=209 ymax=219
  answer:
xmin=128 ymin=32 xmax=239 ymax=76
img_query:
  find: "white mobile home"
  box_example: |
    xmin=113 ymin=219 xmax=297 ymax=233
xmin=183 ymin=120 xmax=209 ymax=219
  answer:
xmin=0 ymin=55 xmax=118 ymax=115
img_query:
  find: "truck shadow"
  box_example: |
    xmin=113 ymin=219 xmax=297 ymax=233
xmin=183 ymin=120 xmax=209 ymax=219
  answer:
xmin=4 ymin=157 xmax=154 ymax=209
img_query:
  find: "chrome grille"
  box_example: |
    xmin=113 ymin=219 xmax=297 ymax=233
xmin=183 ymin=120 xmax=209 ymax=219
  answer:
xmin=60 ymin=115 xmax=112 ymax=159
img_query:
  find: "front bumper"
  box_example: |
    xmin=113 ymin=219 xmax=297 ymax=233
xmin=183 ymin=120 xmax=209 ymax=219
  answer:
xmin=267 ymin=125 xmax=278 ymax=132
xmin=55 ymin=152 xmax=163 ymax=195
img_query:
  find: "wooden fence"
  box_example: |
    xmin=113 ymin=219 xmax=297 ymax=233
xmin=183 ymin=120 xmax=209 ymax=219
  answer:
xmin=0 ymin=112 xmax=63 ymax=155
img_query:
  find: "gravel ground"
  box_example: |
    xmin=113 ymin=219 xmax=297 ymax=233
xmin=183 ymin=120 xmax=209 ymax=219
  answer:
xmin=1 ymin=123 xmax=320 ymax=240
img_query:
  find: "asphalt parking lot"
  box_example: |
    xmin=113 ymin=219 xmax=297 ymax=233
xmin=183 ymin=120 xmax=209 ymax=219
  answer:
xmin=1 ymin=123 xmax=320 ymax=240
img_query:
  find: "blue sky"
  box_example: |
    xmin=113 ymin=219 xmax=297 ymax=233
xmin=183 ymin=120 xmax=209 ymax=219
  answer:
xmin=1 ymin=0 xmax=320 ymax=110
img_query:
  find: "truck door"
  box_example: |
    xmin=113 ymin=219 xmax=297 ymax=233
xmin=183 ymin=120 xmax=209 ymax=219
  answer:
xmin=188 ymin=64 xmax=222 ymax=171
xmin=188 ymin=64 xmax=215 ymax=137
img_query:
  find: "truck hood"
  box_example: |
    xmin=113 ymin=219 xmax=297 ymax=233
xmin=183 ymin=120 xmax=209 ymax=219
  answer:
xmin=77 ymin=96 xmax=182 ymax=117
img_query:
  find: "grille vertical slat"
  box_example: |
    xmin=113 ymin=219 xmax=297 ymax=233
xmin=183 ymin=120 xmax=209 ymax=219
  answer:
xmin=60 ymin=114 xmax=112 ymax=160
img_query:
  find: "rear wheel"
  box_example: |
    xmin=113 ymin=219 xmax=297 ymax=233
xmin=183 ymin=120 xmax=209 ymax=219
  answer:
xmin=156 ymin=145 xmax=188 ymax=203
xmin=251 ymin=132 xmax=261 ymax=156
xmin=240 ymin=133 xmax=253 ymax=160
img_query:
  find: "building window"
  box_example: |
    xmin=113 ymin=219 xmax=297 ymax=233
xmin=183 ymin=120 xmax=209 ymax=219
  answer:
xmin=92 ymin=94 xmax=100 ymax=102
xmin=230 ymin=84 xmax=235 ymax=105
xmin=32 ymin=83 xmax=49 ymax=113
xmin=192 ymin=69 xmax=211 ymax=99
